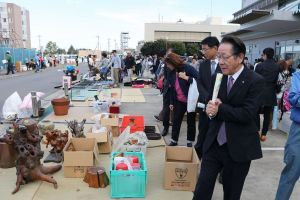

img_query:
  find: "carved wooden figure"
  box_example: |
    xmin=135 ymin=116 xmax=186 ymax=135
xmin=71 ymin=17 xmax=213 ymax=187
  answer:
xmin=0 ymin=118 xmax=61 ymax=194
xmin=66 ymin=119 xmax=86 ymax=138
xmin=43 ymin=129 xmax=69 ymax=163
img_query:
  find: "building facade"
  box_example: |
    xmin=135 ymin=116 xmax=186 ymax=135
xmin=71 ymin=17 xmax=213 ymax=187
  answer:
xmin=144 ymin=17 xmax=239 ymax=45
xmin=0 ymin=3 xmax=31 ymax=49
xmin=227 ymin=0 xmax=300 ymax=68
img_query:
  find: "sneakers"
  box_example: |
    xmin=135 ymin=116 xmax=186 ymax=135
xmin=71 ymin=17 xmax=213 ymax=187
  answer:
xmin=161 ymin=128 xmax=168 ymax=136
xmin=168 ymin=141 xmax=178 ymax=146
xmin=154 ymin=115 xmax=162 ymax=122
xmin=187 ymin=142 xmax=193 ymax=147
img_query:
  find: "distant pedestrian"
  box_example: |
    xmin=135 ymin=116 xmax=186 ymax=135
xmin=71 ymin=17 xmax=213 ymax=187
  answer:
xmin=275 ymin=70 xmax=300 ymax=200
xmin=35 ymin=54 xmax=41 ymax=72
xmin=255 ymin=47 xmax=280 ymax=142
xmin=5 ymin=51 xmax=14 ymax=75
xmin=75 ymin=56 xmax=79 ymax=66
xmin=108 ymin=50 xmax=122 ymax=87
xmin=244 ymin=57 xmax=254 ymax=70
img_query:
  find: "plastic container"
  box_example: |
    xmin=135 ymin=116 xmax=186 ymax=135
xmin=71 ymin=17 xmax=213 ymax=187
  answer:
xmin=120 ymin=116 xmax=144 ymax=133
xmin=51 ymin=98 xmax=70 ymax=116
xmin=110 ymin=152 xmax=147 ymax=198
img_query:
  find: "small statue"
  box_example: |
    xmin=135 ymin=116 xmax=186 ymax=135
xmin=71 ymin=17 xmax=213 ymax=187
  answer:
xmin=43 ymin=129 xmax=69 ymax=163
xmin=0 ymin=118 xmax=61 ymax=194
xmin=66 ymin=119 xmax=86 ymax=138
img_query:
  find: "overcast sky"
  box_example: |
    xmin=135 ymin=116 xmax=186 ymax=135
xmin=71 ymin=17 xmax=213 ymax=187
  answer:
xmin=8 ymin=0 xmax=242 ymax=51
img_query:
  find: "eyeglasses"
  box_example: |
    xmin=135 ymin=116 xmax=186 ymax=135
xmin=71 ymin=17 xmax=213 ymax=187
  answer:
xmin=201 ymin=48 xmax=211 ymax=52
xmin=216 ymin=54 xmax=234 ymax=61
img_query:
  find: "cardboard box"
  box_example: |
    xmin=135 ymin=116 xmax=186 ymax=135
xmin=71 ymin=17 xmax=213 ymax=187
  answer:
xmin=86 ymin=128 xmax=113 ymax=153
xmin=63 ymin=138 xmax=99 ymax=178
xmin=100 ymin=114 xmax=120 ymax=137
xmin=164 ymin=146 xmax=200 ymax=191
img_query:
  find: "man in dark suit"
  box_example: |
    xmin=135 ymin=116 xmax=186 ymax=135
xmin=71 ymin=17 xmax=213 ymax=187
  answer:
xmin=195 ymin=36 xmax=221 ymax=159
xmin=193 ymin=36 xmax=264 ymax=200
xmin=255 ymin=48 xmax=280 ymax=142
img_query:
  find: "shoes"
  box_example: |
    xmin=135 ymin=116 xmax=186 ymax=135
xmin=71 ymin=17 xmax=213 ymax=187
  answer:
xmin=260 ymin=135 xmax=267 ymax=142
xmin=218 ymin=172 xmax=223 ymax=184
xmin=187 ymin=143 xmax=193 ymax=147
xmin=168 ymin=141 xmax=178 ymax=146
xmin=161 ymin=128 xmax=168 ymax=136
xmin=154 ymin=115 xmax=162 ymax=122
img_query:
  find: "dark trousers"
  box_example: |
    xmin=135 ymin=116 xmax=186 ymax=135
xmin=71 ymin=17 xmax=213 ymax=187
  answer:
xmin=255 ymin=106 xmax=273 ymax=136
xmin=171 ymin=100 xmax=196 ymax=142
xmin=193 ymin=142 xmax=251 ymax=200
xmin=6 ymin=63 xmax=14 ymax=75
xmin=195 ymin=111 xmax=209 ymax=159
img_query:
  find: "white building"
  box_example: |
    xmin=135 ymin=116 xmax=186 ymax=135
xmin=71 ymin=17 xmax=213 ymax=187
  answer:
xmin=144 ymin=17 xmax=239 ymax=44
xmin=227 ymin=0 xmax=300 ymax=67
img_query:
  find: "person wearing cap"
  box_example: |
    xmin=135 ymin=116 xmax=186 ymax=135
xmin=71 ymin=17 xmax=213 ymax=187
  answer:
xmin=108 ymin=50 xmax=122 ymax=87
xmin=5 ymin=51 xmax=14 ymax=75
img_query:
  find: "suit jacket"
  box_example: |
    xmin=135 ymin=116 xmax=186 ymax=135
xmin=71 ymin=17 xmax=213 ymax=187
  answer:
xmin=203 ymin=67 xmax=264 ymax=162
xmin=197 ymin=59 xmax=221 ymax=105
xmin=255 ymin=59 xmax=280 ymax=106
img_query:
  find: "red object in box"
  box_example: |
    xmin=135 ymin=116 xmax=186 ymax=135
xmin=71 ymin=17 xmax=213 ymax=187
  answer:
xmin=120 ymin=116 xmax=144 ymax=133
xmin=126 ymin=156 xmax=139 ymax=164
xmin=116 ymin=163 xmax=128 ymax=170
xmin=109 ymin=105 xmax=120 ymax=114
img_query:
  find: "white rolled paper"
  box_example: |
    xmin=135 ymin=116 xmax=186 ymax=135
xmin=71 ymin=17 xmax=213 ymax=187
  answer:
xmin=212 ymin=73 xmax=223 ymax=101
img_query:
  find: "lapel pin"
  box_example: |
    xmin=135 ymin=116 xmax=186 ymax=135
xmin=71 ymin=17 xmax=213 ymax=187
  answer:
xmin=242 ymin=81 xmax=245 ymax=84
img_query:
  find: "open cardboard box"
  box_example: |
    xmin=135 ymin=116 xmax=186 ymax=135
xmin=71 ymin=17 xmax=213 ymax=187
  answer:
xmin=164 ymin=146 xmax=200 ymax=191
xmin=86 ymin=128 xmax=113 ymax=154
xmin=100 ymin=113 xmax=121 ymax=137
xmin=63 ymin=138 xmax=99 ymax=178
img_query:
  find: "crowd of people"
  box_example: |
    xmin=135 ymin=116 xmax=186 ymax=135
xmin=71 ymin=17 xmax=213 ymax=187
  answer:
xmin=150 ymin=35 xmax=300 ymax=200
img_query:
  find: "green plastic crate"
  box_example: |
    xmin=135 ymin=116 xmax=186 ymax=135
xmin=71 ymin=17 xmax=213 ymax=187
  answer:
xmin=110 ymin=152 xmax=147 ymax=198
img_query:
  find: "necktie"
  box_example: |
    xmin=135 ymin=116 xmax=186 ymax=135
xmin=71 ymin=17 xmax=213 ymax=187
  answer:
xmin=211 ymin=60 xmax=216 ymax=75
xmin=217 ymin=76 xmax=235 ymax=146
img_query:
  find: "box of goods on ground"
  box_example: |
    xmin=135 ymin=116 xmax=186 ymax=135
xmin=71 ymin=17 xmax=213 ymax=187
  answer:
xmin=110 ymin=152 xmax=147 ymax=198
xmin=63 ymin=138 xmax=99 ymax=178
xmin=164 ymin=146 xmax=200 ymax=191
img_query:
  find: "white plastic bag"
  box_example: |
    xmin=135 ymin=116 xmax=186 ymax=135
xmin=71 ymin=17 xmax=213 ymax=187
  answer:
xmin=2 ymin=92 xmax=22 ymax=120
xmin=187 ymin=78 xmax=199 ymax=113
xmin=113 ymin=127 xmax=148 ymax=154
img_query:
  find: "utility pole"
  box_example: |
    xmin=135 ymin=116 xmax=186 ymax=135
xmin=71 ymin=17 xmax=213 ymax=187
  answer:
xmin=38 ymin=35 xmax=43 ymax=57
xmin=108 ymin=38 xmax=111 ymax=52
xmin=114 ymin=39 xmax=117 ymax=50
xmin=210 ymin=0 xmax=213 ymax=17
xmin=96 ymin=35 xmax=100 ymax=51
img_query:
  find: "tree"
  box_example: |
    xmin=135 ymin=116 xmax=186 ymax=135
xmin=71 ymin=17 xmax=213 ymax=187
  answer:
xmin=67 ymin=45 xmax=77 ymax=54
xmin=44 ymin=41 xmax=58 ymax=55
xmin=168 ymin=41 xmax=186 ymax=56
xmin=141 ymin=42 xmax=155 ymax=56
xmin=186 ymin=43 xmax=200 ymax=56
xmin=57 ymin=48 xmax=66 ymax=55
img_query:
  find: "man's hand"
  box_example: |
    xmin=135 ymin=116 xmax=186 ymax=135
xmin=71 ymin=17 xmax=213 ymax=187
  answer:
xmin=169 ymin=105 xmax=174 ymax=111
xmin=178 ymin=72 xmax=189 ymax=81
xmin=206 ymin=98 xmax=222 ymax=117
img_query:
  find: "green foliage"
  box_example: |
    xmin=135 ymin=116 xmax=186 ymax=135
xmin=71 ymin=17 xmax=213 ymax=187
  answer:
xmin=44 ymin=41 xmax=58 ymax=55
xmin=140 ymin=40 xmax=194 ymax=56
xmin=67 ymin=45 xmax=78 ymax=54
xmin=168 ymin=41 xmax=186 ymax=56
xmin=57 ymin=48 xmax=66 ymax=54
xmin=186 ymin=43 xmax=200 ymax=56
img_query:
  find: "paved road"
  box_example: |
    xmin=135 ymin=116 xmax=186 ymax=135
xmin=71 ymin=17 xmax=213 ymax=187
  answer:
xmin=0 ymin=63 xmax=89 ymax=117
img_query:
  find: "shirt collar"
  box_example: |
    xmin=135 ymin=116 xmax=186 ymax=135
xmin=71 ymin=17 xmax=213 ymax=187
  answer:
xmin=211 ymin=57 xmax=218 ymax=65
xmin=229 ymin=65 xmax=244 ymax=82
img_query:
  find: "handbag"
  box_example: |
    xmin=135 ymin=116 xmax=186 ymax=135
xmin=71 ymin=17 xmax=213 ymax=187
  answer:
xmin=157 ymin=77 xmax=164 ymax=89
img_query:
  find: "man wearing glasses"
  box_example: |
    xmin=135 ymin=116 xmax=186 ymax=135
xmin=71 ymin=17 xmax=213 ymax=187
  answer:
xmin=195 ymin=36 xmax=220 ymax=159
xmin=193 ymin=36 xmax=264 ymax=200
